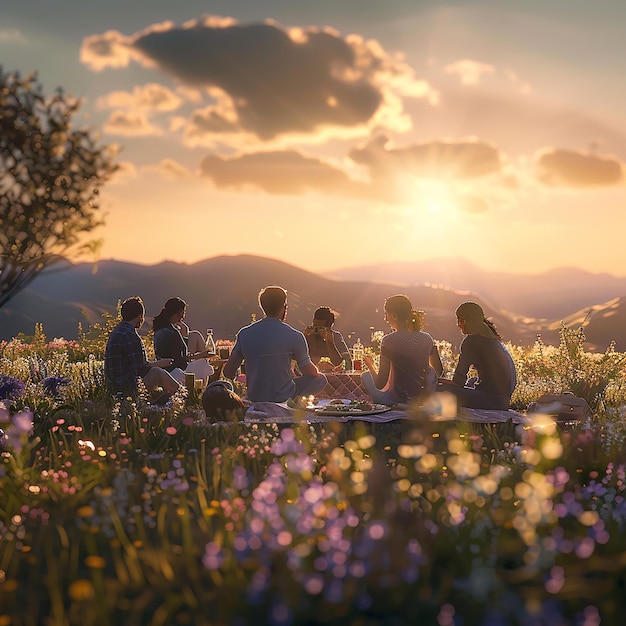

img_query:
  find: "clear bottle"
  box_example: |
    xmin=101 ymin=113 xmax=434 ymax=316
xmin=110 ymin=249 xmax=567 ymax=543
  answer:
xmin=352 ymin=337 xmax=364 ymax=371
xmin=205 ymin=328 xmax=216 ymax=355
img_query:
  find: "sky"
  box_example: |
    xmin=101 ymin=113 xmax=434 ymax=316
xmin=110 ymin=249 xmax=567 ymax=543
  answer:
xmin=2 ymin=0 xmax=626 ymax=276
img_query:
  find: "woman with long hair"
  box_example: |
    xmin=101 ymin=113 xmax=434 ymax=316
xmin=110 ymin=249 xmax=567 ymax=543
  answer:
xmin=437 ymin=301 xmax=516 ymax=410
xmin=361 ymin=294 xmax=443 ymax=405
xmin=153 ymin=297 xmax=215 ymax=385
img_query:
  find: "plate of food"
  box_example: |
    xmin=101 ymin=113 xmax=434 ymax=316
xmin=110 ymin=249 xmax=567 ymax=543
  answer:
xmin=306 ymin=398 xmax=391 ymax=417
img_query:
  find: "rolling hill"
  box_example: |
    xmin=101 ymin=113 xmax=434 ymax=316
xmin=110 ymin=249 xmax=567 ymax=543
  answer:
xmin=3 ymin=254 xmax=626 ymax=351
xmin=325 ymin=258 xmax=626 ymax=320
xmin=0 ymin=255 xmax=547 ymax=349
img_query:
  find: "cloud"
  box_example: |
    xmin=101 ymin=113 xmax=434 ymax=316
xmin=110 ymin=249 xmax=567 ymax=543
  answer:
xmin=444 ymin=59 xmax=495 ymax=86
xmin=108 ymin=161 xmax=138 ymax=185
xmin=535 ymin=148 xmax=624 ymax=187
xmin=196 ymin=139 xmax=502 ymax=211
xmin=103 ymin=110 xmax=162 ymax=136
xmin=199 ymin=149 xmax=367 ymax=196
xmin=0 ymin=29 xmax=27 ymax=44
xmin=96 ymin=83 xmax=183 ymax=112
xmin=442 ymin=59 xmax=531 ymax=95
xmin=80 ymin=29 xmax=137 ymax=70
xmin=349 ymin=135 xmax=503 ymax=180
xmin=142 ymin=158 xmax=192 ymax=180
xmin=457 ymin=194 xmax=489 ymax=214
xmin=81 ymin=16 xmax=438 ymax=140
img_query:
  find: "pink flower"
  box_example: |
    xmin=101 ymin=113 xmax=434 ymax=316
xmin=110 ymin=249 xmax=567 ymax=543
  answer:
xmin=13 ymin=410 xmax=34 ymax=433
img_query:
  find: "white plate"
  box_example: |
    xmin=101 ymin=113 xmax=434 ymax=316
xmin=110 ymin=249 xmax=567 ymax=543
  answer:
xmin=306 ymin=399 xmax=391 ymax=417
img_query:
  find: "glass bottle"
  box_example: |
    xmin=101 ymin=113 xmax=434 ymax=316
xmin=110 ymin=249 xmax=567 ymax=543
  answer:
xmin=205 ymin=328 xmax=216 ymax=355
xmin=352 ymin=337 xmax=364 ymax=372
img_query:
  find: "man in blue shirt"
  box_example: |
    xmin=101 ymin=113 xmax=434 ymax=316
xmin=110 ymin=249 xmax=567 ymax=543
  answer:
xmin=223 ymin=286 xmax=327 ymax=402
xmin=104 ymin=296 xmax=180 ymax=402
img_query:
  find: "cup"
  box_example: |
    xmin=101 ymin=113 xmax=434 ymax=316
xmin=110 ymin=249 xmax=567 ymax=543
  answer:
xmin=194 ymin=378 xmax=203 ymax=393
xmin=219 ymin=346 xmax=230 ymax=359
xmin=353 ymin=359 xmax=362 ymax=372
xmin=184 ymin=372 xmax=195 ymax=393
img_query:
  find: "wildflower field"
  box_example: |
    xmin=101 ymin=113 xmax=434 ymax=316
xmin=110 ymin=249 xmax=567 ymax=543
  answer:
xmin=1 ymin=323 xmax=626 ymax=626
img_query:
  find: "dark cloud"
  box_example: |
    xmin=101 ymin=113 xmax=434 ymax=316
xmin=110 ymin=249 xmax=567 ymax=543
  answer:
xmin=133 ymin=23 xmax=382 ymax=139
xmin=349 ymin=135 xmax=502 ymax=180
xmin=81 ymin=17 xmax=436 ymax=140
xmin=536 ymin=148 xmax=624 ymax=187
xmin=199 ymin=150 xmax=367 ymax=196
xmin=186 ymin=107 xmax=240 ymax=135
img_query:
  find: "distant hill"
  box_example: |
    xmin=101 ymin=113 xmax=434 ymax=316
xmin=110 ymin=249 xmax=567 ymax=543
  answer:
xmin=544 ymin=296 xmax=626 ymax=352
xmin=0 ymin=255 xmax=548 ymax=349
xmin=325 ymin=259 xmax=626 ymax=319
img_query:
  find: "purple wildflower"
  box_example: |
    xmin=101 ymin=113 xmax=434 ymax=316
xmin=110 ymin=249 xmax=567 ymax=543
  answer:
xmin=42 ymin=376 xmax=70 ymax=398
xmin=0 ymin=375 xmax=25 ymax=401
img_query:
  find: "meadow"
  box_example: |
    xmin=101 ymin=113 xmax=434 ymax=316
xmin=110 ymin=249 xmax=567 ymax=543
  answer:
xmin=1 ymin=320 xmax=626 ymax=626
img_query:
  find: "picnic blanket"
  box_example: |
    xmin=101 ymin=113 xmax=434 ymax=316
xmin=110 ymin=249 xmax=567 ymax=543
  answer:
xmin=197 ymin=401 xmax=527 ymax=426
xmin=244 ymin=402 xmax=408 ymax=424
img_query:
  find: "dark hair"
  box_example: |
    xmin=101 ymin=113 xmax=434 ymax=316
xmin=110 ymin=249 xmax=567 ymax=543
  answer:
xmin=202 ymin=380 xmax=246 ymax=422
xmin=484 ymin=318 xmax=502 ymax=341
xmin=120 ymin=297 xmax=144 ymax=321
xmin=153 ymin=297 xmax=186 ymax=331
xmin=313 ymin=306 xmax=335 ymax=326
xmin=258 ymin=286 xmax=287 ymax=317
xmin=384 ymin=294 xmax=424 ymax=332
xmin=455 ymin=301 xmax=502 ymax=341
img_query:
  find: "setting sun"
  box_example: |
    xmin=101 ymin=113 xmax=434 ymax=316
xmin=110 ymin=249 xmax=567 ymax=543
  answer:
xmin=1 ymin=0 xmax=624 ymax=277
xmin=418 ymin=180 xmax=457 ymax=216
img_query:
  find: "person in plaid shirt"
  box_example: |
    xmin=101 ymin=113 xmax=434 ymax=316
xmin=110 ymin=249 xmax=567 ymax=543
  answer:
xmin=104 ymin=296 xmax=180 ymax=403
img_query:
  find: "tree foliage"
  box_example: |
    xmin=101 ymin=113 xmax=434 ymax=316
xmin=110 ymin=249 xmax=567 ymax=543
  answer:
xmin=0 ymin=67 xmax=118 ymax=308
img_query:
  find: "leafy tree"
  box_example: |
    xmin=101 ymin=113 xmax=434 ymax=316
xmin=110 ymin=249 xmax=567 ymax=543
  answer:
xmin=0 ymin=67 xmax=118 ymax=308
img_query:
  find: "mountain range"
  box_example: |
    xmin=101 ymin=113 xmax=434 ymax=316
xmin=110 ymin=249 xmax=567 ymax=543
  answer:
xmin=325 ymin=258 xmax=626 ymax=320
xmin=1 ymin=255 xmax=625 ymax=352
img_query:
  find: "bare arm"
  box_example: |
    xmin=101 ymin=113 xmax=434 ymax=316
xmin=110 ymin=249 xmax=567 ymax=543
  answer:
xmin=223 ymin=341 xmax=243 ymax=380
xmin=299 ymin=361 xmax=321 ymax=377
xmin=363 ymin=353 xmax=390 ymax=389
xmin=321 ymin=328 xmax=343 ymax=366
xmin=430 ymin=343 xmax=444 ymax=378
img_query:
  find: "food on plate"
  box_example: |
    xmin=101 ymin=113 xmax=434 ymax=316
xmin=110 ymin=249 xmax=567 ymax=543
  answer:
xmin=313 ymin=399 xmax=382 ymax=413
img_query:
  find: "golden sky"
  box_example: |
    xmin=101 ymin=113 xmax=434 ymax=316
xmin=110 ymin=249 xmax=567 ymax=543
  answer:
xmin=2 ymin=0 xmax=625 ymax=275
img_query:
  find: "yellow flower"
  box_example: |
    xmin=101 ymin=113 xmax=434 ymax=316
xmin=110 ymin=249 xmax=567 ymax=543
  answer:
xmin=69 ymin=579 xmax=95 ymax=601
xmin=84 ymin=556 xmax=107 ymax=569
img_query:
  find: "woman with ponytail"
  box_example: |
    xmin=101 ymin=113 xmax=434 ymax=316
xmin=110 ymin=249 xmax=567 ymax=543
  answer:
xmin=437 ymin=301 xmax=516 ymax=410
xmin=153 ymin=297 xmax=215 ymax=385
xmin=361 ymin=294 xmax=443 ymax=405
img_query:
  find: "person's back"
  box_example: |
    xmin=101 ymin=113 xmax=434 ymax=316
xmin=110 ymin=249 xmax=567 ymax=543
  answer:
xmin=105 ymin=310 xmax=149 ymax=397
xmin=154 ymin=325 xmax=187 ymax=370
xmin=438 ymin=301 xmax=516 ymax=410
xmin=231 ymin=317 xmax=306 ymax=402
xmin=223 ymin=286 xmax=326 ymax=402
xmin=382 ymin=330 xmax=435 ymax=402
xmin=361 ymin=294 xmax=443 ymax=406
xmin=104 ymin=296 xmax=180 ymax=403
xmin=453 ymin=334 xmax=516 ymax=397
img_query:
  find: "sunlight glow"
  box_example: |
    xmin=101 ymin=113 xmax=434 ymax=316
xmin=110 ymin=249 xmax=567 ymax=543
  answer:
xmin=418 ymin=181 xmax=457 ymax=217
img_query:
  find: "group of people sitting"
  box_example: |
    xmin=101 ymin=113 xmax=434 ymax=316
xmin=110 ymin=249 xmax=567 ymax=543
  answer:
xmin=103 ymin=285 xmax=517 ymax=418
